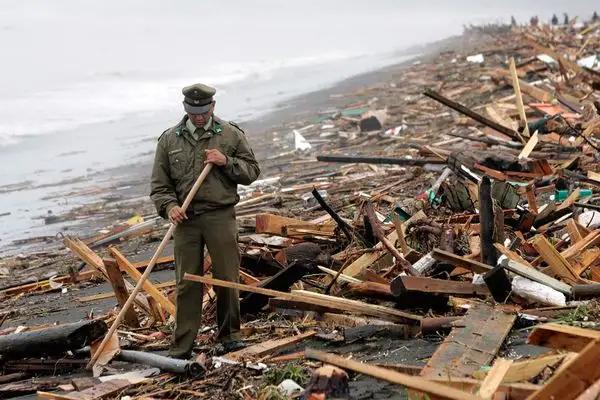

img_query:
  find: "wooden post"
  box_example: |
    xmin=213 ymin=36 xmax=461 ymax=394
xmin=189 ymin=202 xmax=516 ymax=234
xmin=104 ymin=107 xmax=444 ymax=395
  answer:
xmin=110 ymin=247 xmax=175 ymax=316
xmin=479 ymin=176 xmax=499 ymax=266
xmin=103 ymin=258 xmax=139 ymax=328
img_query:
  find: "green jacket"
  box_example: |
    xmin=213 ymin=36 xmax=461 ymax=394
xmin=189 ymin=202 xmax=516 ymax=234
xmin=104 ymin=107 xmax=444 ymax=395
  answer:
xmin=150 ymin=115 xmax=260 ymax=218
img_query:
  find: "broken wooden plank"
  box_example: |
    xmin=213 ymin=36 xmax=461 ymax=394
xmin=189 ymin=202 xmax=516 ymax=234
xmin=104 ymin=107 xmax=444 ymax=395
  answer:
xmin=518 ymin=131 xmax=539 ymax=159
xmin=64 ymin=237 xmax=107 ymax=278
xmin=342 ymin=230 xmax=397 ymax=277
xmin=527 ymin=338 xmax=600 ymax=400
xmin=561 ymin=230 xmax=600 ymax=260
xmin=567 ymin=219 xmax=584 ymax=244
xmin=110 ymin=247 xmax=176 ymax=316
xmin=390 ymin=276 xmax=489 ymax=297
xmin=527 ymin=323 xmax=600 ymax=352
xmin=477 ymin=358 xmax=513 ymax=399
xmin=420 ymin=303 xmax=516 ymax=379
xmin=103 ymin=258 xmax=139 ymax=328
xmin=225 ymin=331 xmax=316 ymax=361
xmin=532 ymin=235 xmax=580 ymax=283
xmin=575 ymin=378 xmax=600 ymax=400
xmin=184 ymin=274 xmax=421 ymax=324
xmin=473 ymin=353 xmax=568 ymax=383
xmin=344 ymin=210 xmax=427 ymax=276
xmin=509 ymin=57 xmax=529 ymax=141
xmin=305 ymin=348 xmax=483 ymax=400
xmin=431 ymin=248 xmax=493 ymax=274
xmin=346 ymin=281 xmax=395 ymax=300
xmin=501 ymin=259 xmax=572 ymax=295
xmin=255 ymin=213 xmax=332 ymax=236
xmin=423 ymin=88 xmax=520 ymax=141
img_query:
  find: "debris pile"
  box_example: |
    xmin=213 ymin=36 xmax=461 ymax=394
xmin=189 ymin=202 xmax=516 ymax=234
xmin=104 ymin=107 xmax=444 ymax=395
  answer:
xmin=1 ymin=16 xmax=600 ymax=399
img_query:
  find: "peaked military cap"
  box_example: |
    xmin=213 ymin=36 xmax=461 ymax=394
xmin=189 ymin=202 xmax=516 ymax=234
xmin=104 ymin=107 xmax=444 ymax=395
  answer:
xmin=182 ymin=83 xmax=216 ymax=114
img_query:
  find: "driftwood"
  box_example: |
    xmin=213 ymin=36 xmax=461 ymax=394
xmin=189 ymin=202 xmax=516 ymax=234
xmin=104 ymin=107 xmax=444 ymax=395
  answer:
xmin=0 ymin=320 xmax=107 ymax=361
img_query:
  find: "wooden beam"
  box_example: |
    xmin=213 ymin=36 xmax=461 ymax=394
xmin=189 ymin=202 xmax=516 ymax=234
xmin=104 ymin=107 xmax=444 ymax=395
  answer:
xmin=64 ymin=237 xmax=107 ymax=278
xmin=561 ymin=230 xmax=600 ymax=260
xmin=532 ymin=235 xmax=580 ymax=283
xmin=519 ymin=131 xmax=539 ymax=159
xmin=110 ymin=247 xmax=176 ymax=316
xmin=305 ymin=348 xmax=483 ymax=400
xmin=342 ymin=230 xmax=397 ymax=277
xmin=575 ymin=378 xmax=600 ymax=400
xmin=567 ymin=219 xmax=584 ymax=244
xmin=103 ymin=258 xmax=139 ymax=328
xmin=255 ymin=213 xmax=333 ymax=236
xmin=225 ymin=331 xmax=316 ymax=361
xmin=495 ymin=244 xmax=534 ymax=267
xmin=525 ymin=184 xmax=539 ymax=213
xmin=184 ymin=274 xmax=421 ymax=324
xmin=431 ymin=248 xmax=493 ymax=274
xmin=390 ymin=276 xmax=490 ymax=297
xmin=478 ymin=358 xmax=513 ymax=399
xmin=423 ymin=88 xmax=520 ymax=141
xmin=528 ymin=323 xmax=600 ymax=352
xmin=509 ymin=57 xmax=529 ymax=141
xmin=502 ymin=259 xmax=572 ymax=295
xmin=64 ymin=238 xmax=151 ymax=314
xmin=420 ymin=303 xmax=516 ymax=379
xmin=474 ymin=353 xmax=568 ymax=383
xmin=527 ymin=338 xmax=600 ymax=400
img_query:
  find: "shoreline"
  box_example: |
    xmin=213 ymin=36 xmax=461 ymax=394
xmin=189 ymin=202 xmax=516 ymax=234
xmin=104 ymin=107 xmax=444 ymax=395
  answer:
xmin=0 ymin=31 xmax=476 ymax=257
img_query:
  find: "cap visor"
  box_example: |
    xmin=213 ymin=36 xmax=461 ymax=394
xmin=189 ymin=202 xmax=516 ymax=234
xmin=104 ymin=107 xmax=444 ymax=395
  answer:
xmin=183 ymin=101 xmax=212 ymax=114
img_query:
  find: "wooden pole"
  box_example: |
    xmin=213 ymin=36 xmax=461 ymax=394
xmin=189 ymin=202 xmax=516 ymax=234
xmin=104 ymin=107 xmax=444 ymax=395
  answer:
xmin=103 ymin=258 xmax=140 ymax=328
xmin=423 ymin=88 xmax=520 ymax=141
xmin=87 ymin=163 xmax=213 ymax=370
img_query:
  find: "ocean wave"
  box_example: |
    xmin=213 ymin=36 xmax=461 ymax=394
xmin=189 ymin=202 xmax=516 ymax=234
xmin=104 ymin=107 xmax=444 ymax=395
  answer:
xmin=0 ymin=51 xmax=358 ymax=147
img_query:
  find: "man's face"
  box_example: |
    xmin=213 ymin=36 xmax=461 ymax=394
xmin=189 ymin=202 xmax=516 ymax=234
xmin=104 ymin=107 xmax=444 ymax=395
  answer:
xmin=187 ymin=102 xmax=215 ymax=127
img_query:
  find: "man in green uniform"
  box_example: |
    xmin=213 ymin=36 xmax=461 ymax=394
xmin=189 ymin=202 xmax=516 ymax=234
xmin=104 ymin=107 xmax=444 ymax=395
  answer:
xmin=150 ymin=83 xmax=260 ymax=358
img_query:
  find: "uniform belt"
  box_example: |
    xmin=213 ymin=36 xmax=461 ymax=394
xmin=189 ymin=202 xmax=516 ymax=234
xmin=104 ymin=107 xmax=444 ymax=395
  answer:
xmin=185 ymin=203 xmax=233 ymax=217
xmin=185 ymin=208 xmax=203 ymax=217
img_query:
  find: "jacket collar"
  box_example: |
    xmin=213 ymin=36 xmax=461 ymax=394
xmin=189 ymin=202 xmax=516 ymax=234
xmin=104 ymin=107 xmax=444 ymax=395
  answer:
xmin=176 ymin=115 xmax=223 ymax=136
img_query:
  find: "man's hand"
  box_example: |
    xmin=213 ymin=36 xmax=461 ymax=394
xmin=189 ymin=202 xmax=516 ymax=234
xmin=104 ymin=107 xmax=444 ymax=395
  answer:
xmin=168 ymin=205 xmax=187 ymax=225
xmin=205 ymin=149 xmax=227 ymax=166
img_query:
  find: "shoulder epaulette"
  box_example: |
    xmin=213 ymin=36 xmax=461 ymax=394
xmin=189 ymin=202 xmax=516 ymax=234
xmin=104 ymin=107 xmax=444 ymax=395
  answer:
xmin=157 ymin=128 xmax=169 ymax=142
xmin=229 ymin=120 xmax=245 ymax=134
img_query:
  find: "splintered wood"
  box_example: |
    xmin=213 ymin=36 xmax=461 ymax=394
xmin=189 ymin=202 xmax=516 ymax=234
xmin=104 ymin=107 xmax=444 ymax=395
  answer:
xmin=420 ymin=303 xmax=516 ymax=379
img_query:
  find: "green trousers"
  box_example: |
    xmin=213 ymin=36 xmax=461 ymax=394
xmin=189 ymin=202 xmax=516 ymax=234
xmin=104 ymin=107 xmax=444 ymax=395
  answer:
xmin=169 ymin=206 xmax=240 ymax=358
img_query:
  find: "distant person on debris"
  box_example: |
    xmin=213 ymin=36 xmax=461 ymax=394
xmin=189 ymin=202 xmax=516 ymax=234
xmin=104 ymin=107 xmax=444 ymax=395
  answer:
xmin=150 ymin=83 xmax=260 ymax=358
